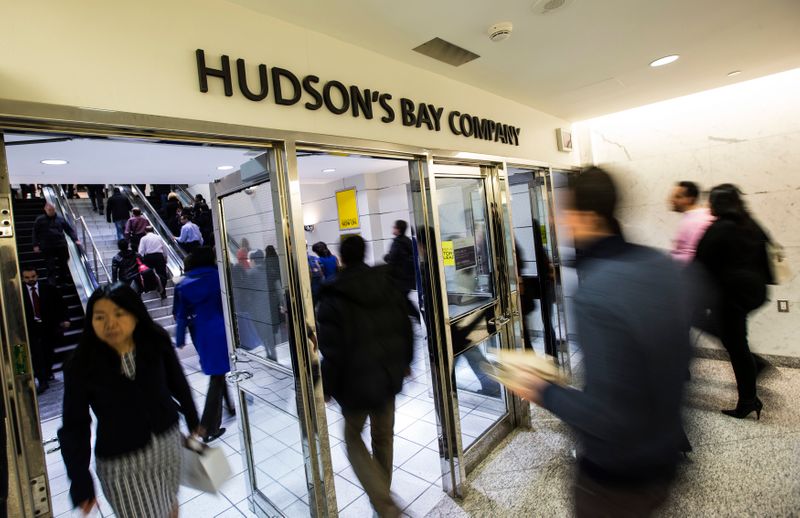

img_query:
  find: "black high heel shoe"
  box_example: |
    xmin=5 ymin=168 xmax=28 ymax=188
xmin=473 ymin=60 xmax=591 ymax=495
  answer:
xmin=722 ymin=398 xmax=763 ymax=420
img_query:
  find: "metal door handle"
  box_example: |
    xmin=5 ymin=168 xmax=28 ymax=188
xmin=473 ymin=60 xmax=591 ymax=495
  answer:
xmin=488 ymin=315 xmax=511 ymax=327
xmin=44 ymin=437 xmax=60 ymax=454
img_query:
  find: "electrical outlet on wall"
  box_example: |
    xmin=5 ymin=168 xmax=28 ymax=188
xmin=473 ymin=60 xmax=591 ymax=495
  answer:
xmin=777 ymin=300 xmax=789 ymax=313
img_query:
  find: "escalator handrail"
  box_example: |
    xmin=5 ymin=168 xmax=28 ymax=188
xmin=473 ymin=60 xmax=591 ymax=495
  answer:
xmin=51 ymin=186 xmax=111 ymax=283
xmin=41 ymin=186 xmax=100 ymax=306
xmin=120 ymin=185 xmax=185 ymax=277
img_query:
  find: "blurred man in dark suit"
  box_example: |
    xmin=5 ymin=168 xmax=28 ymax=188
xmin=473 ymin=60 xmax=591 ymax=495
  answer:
xmin=21 ymin=267 xmax=70 ymax=394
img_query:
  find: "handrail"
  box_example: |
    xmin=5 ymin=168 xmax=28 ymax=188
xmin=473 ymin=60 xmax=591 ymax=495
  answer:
xmin=120 ymin=185 xmax=185 ymax=278
xmin=41 ymin=186 xmax=100 ymax=306
xmin=52 ymin=186 xmax=111 ymax=282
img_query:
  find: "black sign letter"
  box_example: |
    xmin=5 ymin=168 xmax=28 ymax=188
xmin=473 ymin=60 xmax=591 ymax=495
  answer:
xmin=350 ymin=86 xmax=374 ymax=119
xmin=323 ymin=81 xmax=350 ymax=114
xmin=400 ymin=98 xmax=416 ymax=126
xmin=448 ymin=111 xmax=461 ymax=135
xmin=271 ymin=67 xmax=302 ymax=106
xmin=236 ymin=59 xmax=268 ymax=101
xmin=302 ymin=75 xmax=323 ymax=110
xmin=196 ymin=49 xmax=232 ymax=96
xmin=379 ymin=93 xmax=395 ymax=123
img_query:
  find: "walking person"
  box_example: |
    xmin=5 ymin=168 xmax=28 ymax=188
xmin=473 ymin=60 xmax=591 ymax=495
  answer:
xmin=164 ymin=193 xmax=183 ymax=237
xmin=669 ymin=181 xmax=715 ymax=263
xmin=316 ymin=235 xmax=414 ymax=517
xmin=174 ymin=247 xmax=234 ymax=442
xmin=32 ymin=203 xmax=81 ymax=286
xmin=312 ymin=241 xmax=340 ymax=282
xmin=510 ymin=168 xmax=691 ymax=517
xmin=21 ymin=268 xmax=70 ymax=394
xmin=177 ymin=214 xmax=203 ymax=254
xmin=138 ymin=226 xmax=169 ymax=300
xmin=111 ymin=239 xmax=144 ymax=294
xmin=87 ymin=184 xmax=106 ymax=215
xmin=694 ymin=184 xmax=772 ymax=419
xmin=106 ymin=187 xmax=133 ymax=241
xmin=58 ymin=283 xmax=200 ymax=518
xmin=383 ymin=220 xmax=418 ymax=319
xmin=124 ymin=208 xmax=149 ymax=252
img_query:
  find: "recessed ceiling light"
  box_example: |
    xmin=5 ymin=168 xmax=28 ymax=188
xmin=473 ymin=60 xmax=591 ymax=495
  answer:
xmin=40 ymin=159 xmax=68 ymax=165
xmin=649 ymin=55 xmax=680 ymax=67
xmin=322 ymin=168 xmax=336 ymax=173
xmin=727 ymin=70 xmax=741 ymax=77
xmin=217 ymin=165 xmax=234 ymax=171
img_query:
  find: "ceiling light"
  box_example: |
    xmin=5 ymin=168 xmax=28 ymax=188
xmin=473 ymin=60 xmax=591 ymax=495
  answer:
xmin=217 ymin=165 xmax=234 ymax=171
xmin=727 ymin=70 xmax=741 ymax=77
xmin=40 ymin=159 xmax=68 ymax=165
xmin=322 ymin=168 xmax=336 ymax=173
xmin=649 ymin=55 xmax=680 ymax=68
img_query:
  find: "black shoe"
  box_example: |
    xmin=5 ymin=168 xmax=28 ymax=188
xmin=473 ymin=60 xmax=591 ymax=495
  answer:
xmin=477 ymin=387 xmax=502 ymax=398
xmin=203 ymin=427 xmax=226 ymax=443
xmin=36 ymin=382 xmax=49 ymax=395
xmin=226 ymin=406 xmax=236 ymax=417
xmin=722 ymin=398 xmax=763 ymax=420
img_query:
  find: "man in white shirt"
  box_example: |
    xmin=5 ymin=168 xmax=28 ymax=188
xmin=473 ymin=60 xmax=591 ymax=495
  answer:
xmin=138 ymin=226 xmax=168 ymax=299
xmin=21 ymin=268 xmax=69 ymax=394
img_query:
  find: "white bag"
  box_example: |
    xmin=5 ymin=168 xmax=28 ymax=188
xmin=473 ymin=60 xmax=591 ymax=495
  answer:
xmin=768 ymin=241 xmax=792 ymax=285
xmin=180 ymin=437 xmax=232 ymax=494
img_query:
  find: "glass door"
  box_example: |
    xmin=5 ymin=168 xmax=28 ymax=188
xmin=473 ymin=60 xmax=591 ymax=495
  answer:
xmin=508 ymin=166 xmax=574 ymax=370
xmin=421 ymin=162 xmax=526 ymax=494
xmin=213 ymin=147 xmax=334 ymax=517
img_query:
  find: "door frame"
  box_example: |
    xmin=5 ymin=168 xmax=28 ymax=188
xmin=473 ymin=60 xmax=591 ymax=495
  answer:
xmin=0 ymin=98 xmax=577 ymax=514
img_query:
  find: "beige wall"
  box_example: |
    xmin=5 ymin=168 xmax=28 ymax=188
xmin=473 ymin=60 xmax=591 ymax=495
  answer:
xmin=575 ymin=68 xmax=800 ymax=358
xmin=0 ymin=0 xmax=576 ymax=165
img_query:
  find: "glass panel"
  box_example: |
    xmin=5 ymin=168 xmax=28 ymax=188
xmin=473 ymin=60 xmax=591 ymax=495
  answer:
xmin=436 ymin=176 xmax=495 ymax=319
xmin=238 ymin=361 xmax=310 ymax=515
xmin=221 ymin=183 xmax=291 ymax=368
xmin=453 ymin=335 xmax=505 ymax=449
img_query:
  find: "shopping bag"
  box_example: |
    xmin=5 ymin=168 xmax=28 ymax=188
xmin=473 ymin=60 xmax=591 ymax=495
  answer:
xmin=180 ymin=437 xmax=232 ymax=493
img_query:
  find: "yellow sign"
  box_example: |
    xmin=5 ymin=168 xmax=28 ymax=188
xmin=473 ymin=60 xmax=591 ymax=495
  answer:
xmin=441 ymin=241 xmax=455 ymax=266
xmin=336 ymin=188 xmax=360 ymax=230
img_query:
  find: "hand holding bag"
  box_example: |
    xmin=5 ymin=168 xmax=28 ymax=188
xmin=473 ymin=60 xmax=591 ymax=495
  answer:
xmin=180 ymin=436 xmax=232 ymax=494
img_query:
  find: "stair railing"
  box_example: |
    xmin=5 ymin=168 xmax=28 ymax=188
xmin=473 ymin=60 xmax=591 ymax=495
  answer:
xmin=120 ymin=185 xmax=185 ymax=278
xmin=53 ymin=185 xmax=111 ymax=285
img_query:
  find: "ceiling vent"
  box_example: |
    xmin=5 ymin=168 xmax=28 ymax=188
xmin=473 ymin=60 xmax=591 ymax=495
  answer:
xmin=413 ymin=37 xmax=480 ymax=67
xmin=531 ymin=0 xmax=575 ymax=15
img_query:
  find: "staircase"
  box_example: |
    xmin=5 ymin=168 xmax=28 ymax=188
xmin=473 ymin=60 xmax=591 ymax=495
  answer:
xmin=68 ymin=198 xmax=180 ymax=337
xmin=12 ymin=198 xmax=84 ymax=372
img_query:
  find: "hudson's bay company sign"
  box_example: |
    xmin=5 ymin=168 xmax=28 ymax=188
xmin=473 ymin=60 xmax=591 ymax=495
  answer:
xmin=196 ymin=49 xmax=522 ymax=146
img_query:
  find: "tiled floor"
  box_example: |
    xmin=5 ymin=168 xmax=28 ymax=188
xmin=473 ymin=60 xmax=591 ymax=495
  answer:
xmin=45 ymin=310 xmax=530 ymax=517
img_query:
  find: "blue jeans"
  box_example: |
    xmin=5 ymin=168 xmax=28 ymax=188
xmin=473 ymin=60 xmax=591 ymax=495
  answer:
xmin=114 ymin=220 xmax=126 ymax=241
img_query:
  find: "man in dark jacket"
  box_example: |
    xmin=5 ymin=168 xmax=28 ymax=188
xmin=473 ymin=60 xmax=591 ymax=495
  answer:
xmin=383 ymin=219 xmax=418 ymax=320
xmin=21 ymin=267 xmax=70 ymax=394
xmin=32 ymin=203 xmax=81 ymax=286
xmin=105 ymin=187 xmax=133 ymax=241
xmin=111 ymin=239 xmax=143 ymax=293
xmin=512 ymin=168 xmax=690 ymax=517
xmin=317 ymin=235 xmax=413 ymax=518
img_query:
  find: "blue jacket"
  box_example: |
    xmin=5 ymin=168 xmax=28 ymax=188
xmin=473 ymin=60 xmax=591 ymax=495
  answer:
xmin=174 ymin=266 xmax=230 ymax=375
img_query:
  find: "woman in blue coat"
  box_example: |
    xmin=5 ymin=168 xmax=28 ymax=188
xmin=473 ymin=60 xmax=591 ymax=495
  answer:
xmin=174 ymin=247 xmax=234 ymax=442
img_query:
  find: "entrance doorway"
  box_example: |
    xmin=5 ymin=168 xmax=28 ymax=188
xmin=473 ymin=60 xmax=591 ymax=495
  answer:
xmin=0 ymin=117 xmax=543 ymax=517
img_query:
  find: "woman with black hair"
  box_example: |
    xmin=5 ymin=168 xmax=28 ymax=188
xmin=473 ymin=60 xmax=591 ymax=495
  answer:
xmin=695 ymin=183 xmax=772 ymax=420
xmin=312 ymin=241 xmax=340 ymax=281
xmin=58 ymin=283 xmax=200 ymax=518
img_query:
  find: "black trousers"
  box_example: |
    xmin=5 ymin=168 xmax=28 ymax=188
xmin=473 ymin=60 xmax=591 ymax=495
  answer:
xmin=42 ymin=247 xmax=69 ymax=285
xmin=718 ymin=303 xmax=757 ymax=402
xmin=87 ymin=185 xmax=105 ymax=212
xmin=142 ymin=253 xmax=168 ymax=292
xmin=200 ymin=375 xmax=234 ymax=434
xmin=181 ymin=241 xmax=201 ymax=254
xmin=574 ymin=468 xmax=672 ymax=518
xmin=540 ymin=284 xmax=558 ymax=357
xmin=29 ymin=323 xmax=56 ymax=386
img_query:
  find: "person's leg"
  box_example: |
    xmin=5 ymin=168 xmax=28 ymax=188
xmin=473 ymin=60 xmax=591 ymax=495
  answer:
xmin=56 ymin=247 xmax=69 ymax=285
xmin=369 ymin=398 xmax=396 ymax=488
xmin=574 ymin=469 xmax=671 ymax=518
xmin=200 ymin=375 xmax=225 ymax=436
xmin=719 ymin=304 xmax=757 ymax=403
xmin=113 ymin=220 xmax=124 ymax=241
xmin=28 ymin=329 xmax=48 ymax=391
xmin=222 ymin=380 xmax=235 ymax=415
xmin=342 ymin=407 xmax=399 ymax=517
xmin=463 ymin=346 xmax=501 ymax=396
xmin=541 ymin=284 xmax=557 ymax=357
xmin=43 ymin=249 xmax=58 ymax=286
